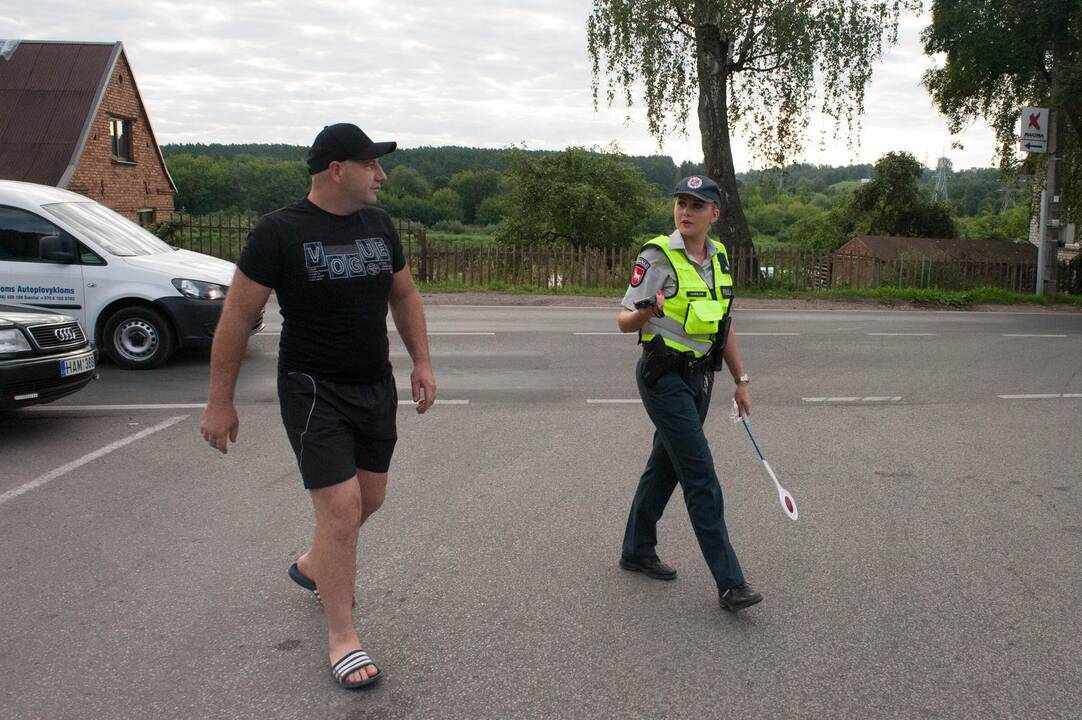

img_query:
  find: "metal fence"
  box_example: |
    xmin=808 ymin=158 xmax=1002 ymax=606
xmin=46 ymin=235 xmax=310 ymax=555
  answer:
xmin=154 ymin=213 xmax=422 ymax=262
xmin=153 ymin=213 xmax=1079 ymax=294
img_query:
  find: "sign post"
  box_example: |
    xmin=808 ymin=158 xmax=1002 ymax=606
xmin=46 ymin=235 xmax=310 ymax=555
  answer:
xmin=1019 ymin=107 xmax=1048 ymax=153
xmin=1021 ymin=107 xmax=1059 ymax=294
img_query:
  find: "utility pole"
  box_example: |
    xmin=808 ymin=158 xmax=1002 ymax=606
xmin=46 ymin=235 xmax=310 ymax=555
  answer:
xmin=1022 ymin=105 xmax=1060 ymax=295
xmin=1038 ymin=110 xmax=1062 ymax=295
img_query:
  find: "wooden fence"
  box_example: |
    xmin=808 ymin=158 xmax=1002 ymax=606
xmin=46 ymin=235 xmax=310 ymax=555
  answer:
xmin=153 ymin=214 xmax=1079 ymax=294
xmin=410 ymin=244 xmax=1074 ymax=294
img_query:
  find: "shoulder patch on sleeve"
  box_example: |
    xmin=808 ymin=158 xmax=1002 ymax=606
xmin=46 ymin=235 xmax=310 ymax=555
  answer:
xmin=630 ymin=257 xmax=650 ymax=287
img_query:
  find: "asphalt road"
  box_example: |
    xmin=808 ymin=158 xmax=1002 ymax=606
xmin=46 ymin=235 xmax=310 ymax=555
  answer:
xmin=1 ymin=300 xmax=1080 ymax=719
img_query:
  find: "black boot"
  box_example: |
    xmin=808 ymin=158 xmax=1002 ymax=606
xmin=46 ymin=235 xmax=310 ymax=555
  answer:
xmin=619 ymin=555 xmax=678 ymax=581
xmin=718 ymin=583 xmax=763 ymax=612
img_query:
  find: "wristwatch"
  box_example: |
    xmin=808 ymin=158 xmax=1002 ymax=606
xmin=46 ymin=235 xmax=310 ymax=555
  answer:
xmin=735 ymin=373 xmax=750 ymax=385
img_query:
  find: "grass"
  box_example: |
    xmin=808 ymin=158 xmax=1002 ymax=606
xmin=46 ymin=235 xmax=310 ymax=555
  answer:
xmin=417 ymin=279 xmax=623 ymax=297
xmin=417 ymin=280 xmax=1082 ymax=308
xmin=424 ymin=230 xmax=499 ymax=247
xmin=739 ymin=286 xmax=1082 ymax=308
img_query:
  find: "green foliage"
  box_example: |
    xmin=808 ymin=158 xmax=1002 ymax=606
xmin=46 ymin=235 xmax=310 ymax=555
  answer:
xmin=788 ymin=204 xmax=856 ymax=255
xmin=494 ymin=148 xmax=654 ymax=249
xmin=476 ymin=194 xmax=511 ymax=225
xmin=955 ymin=206 xmax=1030 ymax=241
xmin=588 ymin=1 xmax=915 ymax=251
xmin=384 ymin=166 xmax=432 ymax=198
xmin=448 ymin=169 xmax=502 ymax=223
xmin=922 ymin=0 xmax=1082 ymax=224
xmin=589 ymin=1 xmax=914 ymax=163
xmin=162 ymin=143 xmax=306 ymax=161
xmin=642 ymin=200 xmax=677 ymax=236
xmin=378 ymin=194 xmax=442 ymax=226
xmin=230 ymin=157 xmax=310 ymax=215
xmin=168 ymin=153 xmax=308 ymax=215
xmin=851 ymin=152 xmax=957 ymax=238
xmin=743 ymin=191 xmax=828 ymax=245
xmin=167 ymin=154 xmax=235 ymax=215
xmin=424 ymin=229 xmax=497 ymax=247
xmin=431 ymin=188 xmax=465 ymax=223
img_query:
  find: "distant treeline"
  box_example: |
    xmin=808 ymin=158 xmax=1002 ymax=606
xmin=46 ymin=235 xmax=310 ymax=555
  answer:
xmin=162 ymin=143 xmax=701 ymax=195
xmin=160 ymin=144 xmax=1033 ymax=249
xmin=161 ymin=143 xmax=1020 ymax=217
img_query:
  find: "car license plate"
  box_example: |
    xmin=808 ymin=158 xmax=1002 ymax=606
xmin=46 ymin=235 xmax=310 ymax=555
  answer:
xmin=60 ymin=353 xmax=96 ymax=378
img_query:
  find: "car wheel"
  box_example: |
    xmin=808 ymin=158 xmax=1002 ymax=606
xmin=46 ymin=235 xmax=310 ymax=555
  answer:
xmin=103 ymin=306 xmax=175 ymax=370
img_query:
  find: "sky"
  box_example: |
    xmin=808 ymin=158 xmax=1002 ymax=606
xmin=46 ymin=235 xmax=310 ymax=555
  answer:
xmin=0 ymin=1 xmax=1004 ymax=171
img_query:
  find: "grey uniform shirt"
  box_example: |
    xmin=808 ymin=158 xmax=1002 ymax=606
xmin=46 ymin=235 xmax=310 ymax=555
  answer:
xmin=621 ymin=231 xmax=718 ymax=340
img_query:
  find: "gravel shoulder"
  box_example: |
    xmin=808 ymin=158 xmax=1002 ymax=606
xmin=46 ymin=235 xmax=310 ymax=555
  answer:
xmin=420 ymin=290 xmax=1082 ymax=313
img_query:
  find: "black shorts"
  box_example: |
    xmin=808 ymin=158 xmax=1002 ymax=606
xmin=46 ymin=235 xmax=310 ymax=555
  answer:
xmin=278 ymin=371 xmax=398 ymax=489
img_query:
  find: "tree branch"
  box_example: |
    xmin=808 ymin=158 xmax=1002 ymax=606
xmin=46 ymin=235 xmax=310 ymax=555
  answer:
xmin=736 ymin=49 xmax=783 ymax=67
xmin=658 ymin=15 xmax=696 ymax=43
xmin=744 ymin=62 xmax=784 ymax=73
xmin=734 ymin=4 xmax=760 ymax=69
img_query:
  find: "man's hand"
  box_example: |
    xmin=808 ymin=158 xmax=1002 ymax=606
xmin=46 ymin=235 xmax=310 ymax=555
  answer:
xmin=411 ymin=362 xmax=436 ymax=414
xmin=733 ymin=382 xmax=751 ymax=419
xmin=201 ymin=402 xmax=239 ymax=453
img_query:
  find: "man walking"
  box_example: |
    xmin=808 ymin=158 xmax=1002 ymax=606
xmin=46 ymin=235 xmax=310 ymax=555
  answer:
xmin=201 ymin=123 xmax=436 ymax=689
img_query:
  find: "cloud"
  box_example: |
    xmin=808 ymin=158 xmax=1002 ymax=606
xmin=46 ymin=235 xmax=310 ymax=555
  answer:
xmin=0 ymin=0 xmax=1001 ymax=169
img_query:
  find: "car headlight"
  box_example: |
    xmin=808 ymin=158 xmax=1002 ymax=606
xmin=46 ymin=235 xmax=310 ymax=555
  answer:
xmin=172 ymin=278 xmax=228 ymax=301
xmin=0 ymin=328 xmax=32 ymax=356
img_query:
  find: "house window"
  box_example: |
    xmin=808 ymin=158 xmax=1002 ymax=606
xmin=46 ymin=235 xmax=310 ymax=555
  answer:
xmin=110 ymin=117 xmax=133 ymax=162
xmin=136 ymin=209 xmax=156 ymax=226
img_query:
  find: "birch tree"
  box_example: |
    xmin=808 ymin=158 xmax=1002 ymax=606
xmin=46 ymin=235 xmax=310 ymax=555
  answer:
xmin=588 ymin=0 xmax=916 ymax=252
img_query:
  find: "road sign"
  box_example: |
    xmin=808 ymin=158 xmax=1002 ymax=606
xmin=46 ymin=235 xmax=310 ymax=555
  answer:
xmin=1020 ymin=107 xmax=1048 ymax=153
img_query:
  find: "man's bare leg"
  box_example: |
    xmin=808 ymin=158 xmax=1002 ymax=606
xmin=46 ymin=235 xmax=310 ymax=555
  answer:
xmin=296 ymin=470 xmax=387 ymax=684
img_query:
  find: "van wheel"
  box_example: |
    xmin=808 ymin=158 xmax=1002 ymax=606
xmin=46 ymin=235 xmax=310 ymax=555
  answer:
xmin=103 ymin=307 xmax=175 ymax=370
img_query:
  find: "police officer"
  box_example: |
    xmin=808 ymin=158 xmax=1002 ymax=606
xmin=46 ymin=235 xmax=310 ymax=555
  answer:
xmin=616 ymin=175 xmax=762 ymax=612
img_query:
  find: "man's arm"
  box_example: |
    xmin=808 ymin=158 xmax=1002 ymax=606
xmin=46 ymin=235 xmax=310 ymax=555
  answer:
xmin=721 ymin=322 xmax=751 ymax=418
xmin=200 ymin=269 xmax=272 ymax=453
xmin=388 ymin=266 xmax=436 ymax=413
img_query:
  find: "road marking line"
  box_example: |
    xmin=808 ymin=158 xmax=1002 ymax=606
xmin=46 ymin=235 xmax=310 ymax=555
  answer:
xmin=997 ymin=393 xmax=1080 ymax=399
xmin=740 ymin=332 xmax=801 ymax=336
xmin=587 ymin=399 xmax=642 ymax=404
xmin=573 ymin=332 xmax=627 ymax=336
xmin=1002 ymin=334 xmax=1067 ymax=337
xmin=27 ymin=403 xmax=207 ymax=411
xmin=0 ymin=416 xmax=187 ymax=508
xmin=395 ymin=394 xmax=469 ymax=405
xmin=425 ymin=332 xmax=495 ymax=336
xmin=257 ymin=331 xmax=280 ymax=336
xmin=803 ymin=397 xmax=903 ymax=403
xmin=867 ymin=333 xmax=938 ymax=336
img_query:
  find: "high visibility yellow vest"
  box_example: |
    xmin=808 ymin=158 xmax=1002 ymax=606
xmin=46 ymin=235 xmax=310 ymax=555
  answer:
xmin=640 ymin=235 xmax=734 ymax=357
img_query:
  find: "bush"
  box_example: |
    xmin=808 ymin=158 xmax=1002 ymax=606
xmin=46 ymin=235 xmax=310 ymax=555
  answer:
xmin=432 ymin=220 xmax=468 ymax=234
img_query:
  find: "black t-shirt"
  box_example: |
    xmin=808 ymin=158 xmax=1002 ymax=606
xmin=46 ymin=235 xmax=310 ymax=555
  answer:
xmin=237 ymin=198 xmax=406 ymax=383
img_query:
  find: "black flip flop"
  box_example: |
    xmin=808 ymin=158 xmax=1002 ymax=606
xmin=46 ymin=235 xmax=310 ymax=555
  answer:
xmin=331 ymin=649 xmax=383 ymax=689
xmin=288 ymin=562 xmax=355 ymax=607
xmin=288 ymin=562 xmax=321 ymax=602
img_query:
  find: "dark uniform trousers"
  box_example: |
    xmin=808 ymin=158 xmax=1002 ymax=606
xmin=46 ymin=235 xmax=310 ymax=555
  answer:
xmin=622 ymin=356 xmax=745 ymax=590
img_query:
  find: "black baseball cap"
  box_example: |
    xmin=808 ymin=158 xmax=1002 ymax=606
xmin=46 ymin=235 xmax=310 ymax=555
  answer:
xmin=306 ymin=123 xmax=397 ymax=174
xmin=673 ymin=175 xmax=722 ymax=207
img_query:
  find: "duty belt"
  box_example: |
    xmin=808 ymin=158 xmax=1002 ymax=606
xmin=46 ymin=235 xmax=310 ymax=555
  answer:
xmin=640 ymin=336 xmax=713 ymax=387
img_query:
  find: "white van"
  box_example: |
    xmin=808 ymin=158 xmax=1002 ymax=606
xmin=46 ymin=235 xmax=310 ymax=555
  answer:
xmin=0 ymin=180 xmax=260 ymax=369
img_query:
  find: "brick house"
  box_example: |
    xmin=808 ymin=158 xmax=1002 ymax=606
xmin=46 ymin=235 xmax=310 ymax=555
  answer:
xmin=0 ymin=39 xmax=175 ymax=223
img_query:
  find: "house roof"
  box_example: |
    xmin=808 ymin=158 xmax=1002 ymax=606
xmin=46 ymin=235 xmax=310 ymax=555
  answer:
xmin=835 ymin=235 xmax=1037 ymax=263
xmin=0 ymin=40 xmax=174 ymax=191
